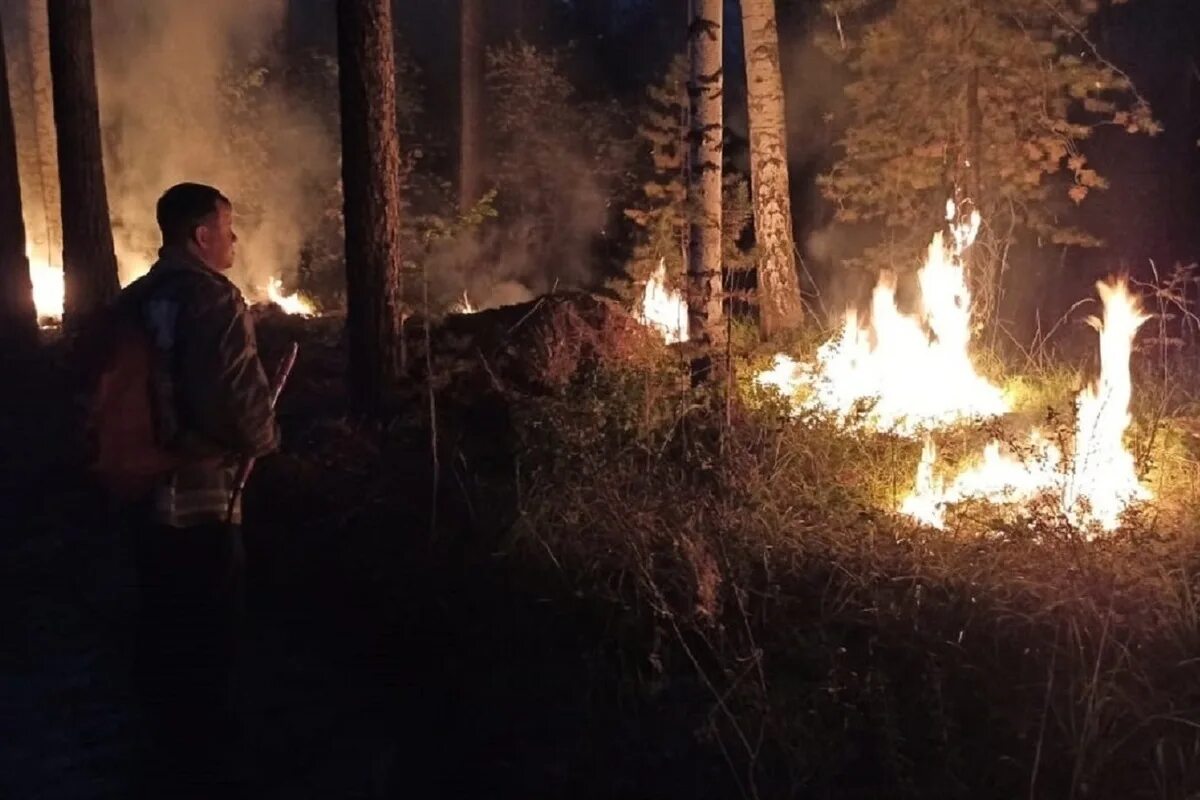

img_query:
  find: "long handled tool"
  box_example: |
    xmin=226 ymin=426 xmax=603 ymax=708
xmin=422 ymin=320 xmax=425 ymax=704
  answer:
xmin=226 ymin=342 xmax=299 ymax=524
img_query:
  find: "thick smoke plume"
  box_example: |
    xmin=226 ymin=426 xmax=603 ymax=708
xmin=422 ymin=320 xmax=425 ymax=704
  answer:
xmin=92 ymin=0 xmax=338 ymax=293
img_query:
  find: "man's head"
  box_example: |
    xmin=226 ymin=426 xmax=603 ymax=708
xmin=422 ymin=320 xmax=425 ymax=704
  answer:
xmin=156 ymin=183 xmax=237 ymax=272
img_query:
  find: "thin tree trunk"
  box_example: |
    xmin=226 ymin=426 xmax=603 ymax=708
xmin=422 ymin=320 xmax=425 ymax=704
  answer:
xmin=742 ymin=0 xmax=803 ymax=336
xmin=687 ymin=0 xmax=724 ymax=375
xmin=338 ymin=0 xmax=404 ymax=417
xmin=48 ymin=0 xmax=118 ymax=334
xmin=26 ymin=0 xmax=61 ymax=269
xmin=0 ymin=11 xmax=38 ymax=347
xmin=966 ymin=65 xmax=982 ymax=203
xmin=459 ymin=0 xmax=483 ymax=213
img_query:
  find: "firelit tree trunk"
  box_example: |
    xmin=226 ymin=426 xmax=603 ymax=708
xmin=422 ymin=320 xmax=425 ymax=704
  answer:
xmin=742 ymin=0 xmax=803 ymax=337
xmin=965 ymin=65 xmax=982 ymax=204
xmin=0 ymin=11 xmax=38 ymax=348
xmin=47 ymin=0 xmax=118 ymax=334
xmin=338 ymin=0 xmax=404 ymax=416
xmin=25 ymin=0 xmax=62 ymax=270
xmin=686 ymin=0 xmax=725 ymax=375
xmin=459 ymin=0 xmax=483 ymax=213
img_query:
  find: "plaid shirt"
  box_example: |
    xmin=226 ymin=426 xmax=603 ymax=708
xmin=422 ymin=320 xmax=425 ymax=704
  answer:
xmin=117 ymin=248 xmax=278 ymax=527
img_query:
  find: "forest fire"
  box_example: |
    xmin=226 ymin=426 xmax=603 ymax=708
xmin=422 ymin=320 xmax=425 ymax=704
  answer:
xmin=27 ymin=245 xmax=63 ymax=325
xmin=900 ymin=278 xmax=1150 ymax=533
xmin=637 ymin=258 xmax=688 ymax=344
xmin=265 ymin=277 xmax=316 ymax=317
xmin=754 ymin=201 xmax=1152 ymax=534
xmin=755 ymin=202 xmax=1007 ymax=435
xmin=452 ymin=291 xmax=477 ymax=314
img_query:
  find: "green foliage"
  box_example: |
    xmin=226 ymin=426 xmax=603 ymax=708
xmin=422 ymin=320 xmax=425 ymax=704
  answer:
xmin=819 ymin=0 xmax=1160 ymax=270
xmin=486 ymin=41 xmax=632 ymax=229
xmin=620 ymin=55 xmax=756 ymax=301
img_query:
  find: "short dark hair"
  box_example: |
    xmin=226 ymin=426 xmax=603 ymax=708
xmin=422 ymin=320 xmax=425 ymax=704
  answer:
xmin=156 ymin=183 xmax=230 ymax=246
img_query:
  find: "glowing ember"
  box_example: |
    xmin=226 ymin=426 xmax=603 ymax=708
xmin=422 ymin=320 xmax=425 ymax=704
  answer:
xmin=28 ymin=243 xmax=64 ymax=325
xmin=637 ymin=258 xmax=688 ymax=344
xmin=756 ymin=202 xmax=1006 ymax=435
xmin=452 ymin=291 xmax=477 ymax=314
xmin=265 ymin=277 xmax=316 ymax=316
xmin=901 ymin=278 xmax=1150 ymax=534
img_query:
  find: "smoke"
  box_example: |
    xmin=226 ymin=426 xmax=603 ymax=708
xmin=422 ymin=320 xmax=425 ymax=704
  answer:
xmin=92 ymin=0 xmax=338 ymax=293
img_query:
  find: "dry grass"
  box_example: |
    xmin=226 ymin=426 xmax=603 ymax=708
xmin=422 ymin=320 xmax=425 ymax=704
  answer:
xmin=508 ymin=343 xmax=1200 ymax=799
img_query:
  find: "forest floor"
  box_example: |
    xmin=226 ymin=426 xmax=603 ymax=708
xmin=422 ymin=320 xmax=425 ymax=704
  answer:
xmin=5 ymin=299 xmax=1200 ymax=799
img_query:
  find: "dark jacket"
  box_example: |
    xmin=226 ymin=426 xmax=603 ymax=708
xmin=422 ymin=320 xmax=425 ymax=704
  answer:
xmin=117 ymin=247 xmax=278 ymax=526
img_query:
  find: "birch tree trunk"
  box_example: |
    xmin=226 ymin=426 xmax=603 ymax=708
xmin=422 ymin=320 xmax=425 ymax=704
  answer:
xmin=459 ymin=0 xmax=483 ymax=213
xmin=687 ymin=0 xmax=724 ymax=374
xmin=0 ymin=10 xmax=37 ymax=347
xmin=742 ymin=0 xmax=803 ymax=336
xmin=338 ymin=0 xmax=404 ymax=416
xmin=48 ymin=0 xmax=119 ymax=334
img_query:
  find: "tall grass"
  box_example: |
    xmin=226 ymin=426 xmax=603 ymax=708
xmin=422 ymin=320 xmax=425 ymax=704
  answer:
xmin=510 ymin=342 xmax=1200 ymax=799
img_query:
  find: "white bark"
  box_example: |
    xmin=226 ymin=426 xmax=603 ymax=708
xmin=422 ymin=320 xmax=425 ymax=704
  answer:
xmin=742 ymin=0 xmax=802 ymax=335
xmin=687 ymin=0 xmax=724 ymax=362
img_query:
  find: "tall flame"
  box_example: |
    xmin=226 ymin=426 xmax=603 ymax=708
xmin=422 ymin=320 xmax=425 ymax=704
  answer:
xmin=756 ymin=203 xmax=1006 ymax=435
xmin=637 ymin=258 xmax=688 ymax=344
xmin=901 ymin=278 xmax=1150 ymax=534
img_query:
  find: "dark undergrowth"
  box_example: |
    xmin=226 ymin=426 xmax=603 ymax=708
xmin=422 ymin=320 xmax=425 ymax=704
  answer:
xmin=6 ymin=306 xmax=1200 ymax=798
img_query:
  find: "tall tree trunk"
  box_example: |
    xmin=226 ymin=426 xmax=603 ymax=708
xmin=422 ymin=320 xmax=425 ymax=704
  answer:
xmin=26 ymin=0 xmax=61 ymax=270
xmin=48 ymin=0 xmax=118 ymax=334
xmin=742 ymin=0 xmax=803 ymax=336
xmin=965 ymin=65 xmax=982 ymax=204
xmin=0 ymin=11 xmax=38 ymax=348
xmin=459 ymin=0 xmax=483 ymax=213
xmin=687 ymin=0 xmax=724 ymax=376
xmin=337 ymin=0 xmax=404 ymax=417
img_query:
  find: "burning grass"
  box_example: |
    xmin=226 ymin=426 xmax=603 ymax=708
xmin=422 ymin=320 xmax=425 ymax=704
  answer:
xmin=508 ymin=347 xmax=1200 ymax=798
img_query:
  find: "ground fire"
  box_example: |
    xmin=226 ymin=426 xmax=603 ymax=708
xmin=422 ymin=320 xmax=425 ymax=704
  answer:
xmin=752 ymin=204 xmax=1152 ymax=535
xmin=636 ymin=257 xmax=687 ymax=344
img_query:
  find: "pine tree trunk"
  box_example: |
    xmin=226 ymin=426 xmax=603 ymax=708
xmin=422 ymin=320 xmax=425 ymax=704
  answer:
xmin=459 ymin=0 xmax=483 ymax=213
xmin=742 ymin=0 xmax=803 ymax=336
xmin=6 ymin=0 xmax=42 ymax=261
xmin=48 ymin=0 xmax=118 ymax=334
xmin=0 ymin=11 xmax=38 ymax=348
xmin=687 ymin=0 xmax=724 ymax=374
xmin=26 ymin=0 xmax=62 ymax=270
xmin=338 ymin=0 xmax=404 ymax=417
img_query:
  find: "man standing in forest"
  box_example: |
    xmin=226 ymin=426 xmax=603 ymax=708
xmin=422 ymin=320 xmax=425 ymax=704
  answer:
xmin=113 ymin=182 xmax=278 ymax=796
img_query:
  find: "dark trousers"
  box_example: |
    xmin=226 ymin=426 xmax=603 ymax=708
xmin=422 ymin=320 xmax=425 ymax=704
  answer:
xmin=133 ymin=519 xmax=247 ymax=798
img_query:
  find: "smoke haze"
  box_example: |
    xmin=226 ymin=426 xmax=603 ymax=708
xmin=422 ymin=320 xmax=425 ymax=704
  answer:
xmin=93 ymin=0 xmax=338 ymax=292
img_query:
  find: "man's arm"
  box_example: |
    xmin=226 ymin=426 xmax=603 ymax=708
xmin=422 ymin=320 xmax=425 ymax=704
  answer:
xmin=180 ymin=279 xmax=279 ymax=459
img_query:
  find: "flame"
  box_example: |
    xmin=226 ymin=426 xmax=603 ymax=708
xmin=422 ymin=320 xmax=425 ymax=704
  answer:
xmin=27 ymin=241 xmax=64 ymax=325
xmin=901 ymin=278 xmax=1150 ymax=534
xmin=1063 ymin=278 xmax=1151 ymax=528
xmin=452 ymin=291 xmax=477 ymax=314
xmin=265 ymin=277 xmax=316 ymax=316
xmin=637 ymin=258 xmax=688 ymax=344
xmin=755 ymin=203 xmax=1006 ymax=435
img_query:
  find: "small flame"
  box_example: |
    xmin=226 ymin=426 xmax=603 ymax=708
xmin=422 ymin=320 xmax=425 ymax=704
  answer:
xmin=452 ymin=291 xmax=477 ymax=314
xmin=266 ymin=277 xmax=316 ymax=316
xmin=28 ymin=243 xmax=64 ymax=326
xmin=755 ymin=204 xmax=1005 ymax=435
xmin=637 ymin=258 xmax=688 ymax=344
